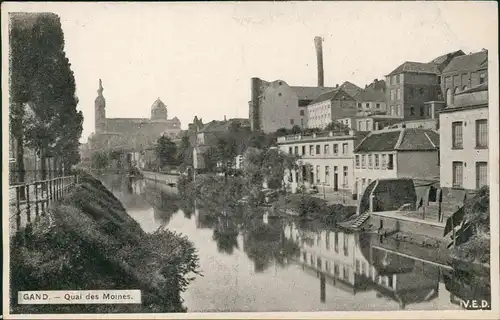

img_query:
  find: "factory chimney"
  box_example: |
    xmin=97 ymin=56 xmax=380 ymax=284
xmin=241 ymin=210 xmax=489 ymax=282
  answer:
xmin=314 ymin=36 xmax=324 ymax=87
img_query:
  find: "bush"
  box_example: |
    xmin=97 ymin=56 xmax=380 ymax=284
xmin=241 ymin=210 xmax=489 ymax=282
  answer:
xmin=10 ymin=172 xmax=199 ymax=314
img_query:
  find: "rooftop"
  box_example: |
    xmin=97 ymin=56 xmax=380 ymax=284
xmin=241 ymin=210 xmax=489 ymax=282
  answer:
xmin=354 ymin=88 xmax=386 ymax=102
xmin=291 ymin=86 xmax=336 ymax=101
xmin=340 ymin=81 xmax=363 ymax=98
xmin=355 ymin=128 xmax=439 ymax=153
xmin=387 ymin=61 xmax=440 ymax=76
xmin=442 ymin=50 xmax=488 ymax=74
xmin=309 ymin=88 xmax=355 ymax=105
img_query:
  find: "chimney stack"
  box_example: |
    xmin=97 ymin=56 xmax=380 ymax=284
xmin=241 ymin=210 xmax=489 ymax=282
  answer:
xmin=314 ymin=36 xmax=324 ymax=87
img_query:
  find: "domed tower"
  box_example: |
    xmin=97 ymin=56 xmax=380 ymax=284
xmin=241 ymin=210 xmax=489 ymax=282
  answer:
xmin=151 ymin=98 xmax=168 ymax=120
xmin=95 ymin=79 xmax=106 ymax=133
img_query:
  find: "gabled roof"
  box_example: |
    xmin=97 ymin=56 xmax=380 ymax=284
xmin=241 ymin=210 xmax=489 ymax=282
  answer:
xmin=365 ymin=79 xmax=386 ymax=93
xmin=354 ymin=128 xmax=439 ymax=153
xmin=291 ymin=86 xmax=336 ymax=101
xmin=387 ymin=61 xmax=440 ymax=76
xmin=309 ymin=88 xmax=355 ymax=105
xmin=442 ymin=50 xmax=488 ymax=74
xmin=340 ymin=81 xmax=363 ymax=98
xmin=430 ymin=50 xmax=465 ymax=65
xmin=353 ymin=88 xmax=386 ymax=102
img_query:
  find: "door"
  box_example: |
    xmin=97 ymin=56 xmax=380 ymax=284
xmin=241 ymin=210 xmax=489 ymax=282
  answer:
xmin=334 ymin=173 xmax=338 ymax=191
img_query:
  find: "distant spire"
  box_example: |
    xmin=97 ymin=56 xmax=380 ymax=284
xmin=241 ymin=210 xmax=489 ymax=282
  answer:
xmin=98 ymin=79 xmax=103 ymax=96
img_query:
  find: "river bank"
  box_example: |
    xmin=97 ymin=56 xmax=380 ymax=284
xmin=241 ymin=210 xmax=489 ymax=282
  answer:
xmin=10 ymin=169 xmax=199 ymax=314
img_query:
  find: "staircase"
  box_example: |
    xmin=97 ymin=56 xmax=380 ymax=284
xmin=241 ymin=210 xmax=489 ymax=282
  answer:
xmin=340 ymin=212 xmax=370 ymax=231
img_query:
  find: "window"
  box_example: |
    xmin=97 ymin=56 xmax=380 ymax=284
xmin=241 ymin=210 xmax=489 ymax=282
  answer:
xmin=302 ymin=146 xmax=306 ymax=155
xmin=463 ymin=85 xmax=468 ymax=91
xmin=355 ymin=155 xmax=360 ymax=168
xmin=342 ymin=143 xmax=348 ymax=155
xmin=343 ymin=266 xmax=349 ymax=280
xmin=365 ymin=120 xmax=370 ymax=130
xmin=325 ymin=260 xmax=330 ymax=272
xmin=361 ymin=155 xmax=366 ymax=168
xmin=453 ymin=162 xmax=464 ymax=188
xmin=391 ymin=89 xmax=396 ymax=101
xmin=410 ymin=107 xmax=415 ymax=116
xmin=303 ymin=252 xmax=307 ymax=262
xmin=452 ymin=121 xmax=463 ymax=148
xmin=358 ymin=122 xmax=362 ymax=131
xmin=324 ymin=144 xmax=330 ymax=154
xmin=446 ymin=88 xmax=453 ymax=105
xmin=361 ymin=262 xmax=366 ymax=276
xmin=376 ymin=103 xmax=380 ymax=109
xmin=294 ymin=146 xmax=298 ymax=154
xmin=381 ymin=154 xmax=387 ymax=169
xmin=396 ymin=74 xmax=400 ymax=83
xmin=343 ymin=235 xmax=348 ymax=256
xmin=419 ymin=88 xmax=425 ymax=95
xmin=365 ymin=103 xmax=370 ymax=108
xmin=288 ymin=147 xmax=292 ymax=154
xmin=299 ymin=110 xmax=305 ymax=116
xmin=325 ymin=166 xmax=330 ymax=184
xmin=278 ymin=93 xmax=282 ymax=96
xmin=387 ymin=154 xmax=394 ymax=170
xmin=419 ymin=106 xmax=424 ymax=117
xmin=310 ymin=255 xmax=314 ymax=266
xmin=396 ymin=88 xmax=401 ymax=100
xmin=316 ymin=145 xmax=321 ymax=154
xmin=310 ymin=145 xmax=314 ymax=155
xmin=454 ymin=87 xmax=460 ymax=95
xmin=334 ymin=264 xmax=340 ymax=276
xmin=357 ymin=103 xmax=362 ymax=109
xmin=301 ymin=119 xmax=304 ymax=127
xmin=333 ymin=144 xmax=339 ymax=155
xmin=343 ymin=166 xmax=348 ymax=186
xmin=316 ymin=165 xmax=320 ymax=183
xmin=479 ymin=73 xmax=486 ymax=84
xmin=476 ymin=119 xmax=488 ymax=148
xmin=355 ymin=260 xmax=360 ymax=274
xmin=368 ymin=154 xmax=373 ymax=168
xmin=290 ymin=119 xmax=294 ymax=125
xmin=334 ymin=232 xmax=339 ymax=253
xmin=476 ymin=162 xmax=488 ymax=189
xmin=375 ymin=154 xmax=380 ymax=168
xmin=317 ymin=257 xmax=322 ymax=269
xmin=325 ymin=232 xmax=330 ymax=250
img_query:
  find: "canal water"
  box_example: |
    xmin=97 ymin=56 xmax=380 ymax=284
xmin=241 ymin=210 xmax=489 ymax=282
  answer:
xmin=100 ymin=175 xmax=490 ymax=312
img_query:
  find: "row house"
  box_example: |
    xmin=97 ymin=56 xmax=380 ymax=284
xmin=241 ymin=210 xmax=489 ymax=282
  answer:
xmin=306 ymin=88 xmax=357 ymax=129
xmin=353 ymin=128 xmax=440 ymax=198
xmin=441 ymin=49 xmax=488 ymax=107
xmin=277 ymin=130 xmax=369 ymax=195
xmin=439 ymin=83 xmax=488 ymax=191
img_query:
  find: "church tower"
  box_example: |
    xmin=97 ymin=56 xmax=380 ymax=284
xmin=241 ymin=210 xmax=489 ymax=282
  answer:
xmin=95 ymin=79 xmax=106 ymax=133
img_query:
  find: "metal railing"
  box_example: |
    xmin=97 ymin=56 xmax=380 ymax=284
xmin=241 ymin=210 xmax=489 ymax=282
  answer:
xmin=8 ymin=175 xmax=79 ymax=233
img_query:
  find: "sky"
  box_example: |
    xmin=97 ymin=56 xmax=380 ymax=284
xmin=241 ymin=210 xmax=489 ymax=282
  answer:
xmin=3 ymin=2 xmax=498 ymax=142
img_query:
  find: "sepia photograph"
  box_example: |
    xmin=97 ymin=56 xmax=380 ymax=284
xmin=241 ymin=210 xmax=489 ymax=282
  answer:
xmin=2 ymin=1 xmax=499 ymax=319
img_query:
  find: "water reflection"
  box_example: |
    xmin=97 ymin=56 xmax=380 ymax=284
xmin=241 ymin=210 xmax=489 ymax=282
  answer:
xmin=101 ymin=175 xmax=490 ymax=311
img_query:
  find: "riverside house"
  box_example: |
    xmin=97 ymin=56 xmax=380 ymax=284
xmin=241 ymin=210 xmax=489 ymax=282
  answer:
xmin=439 ymin=83 xmax=488 ymax=191
xmin=277 ymin=129 xmax=369 ymax=196
xmin=353 ymin=128 xmax=440 ymax=199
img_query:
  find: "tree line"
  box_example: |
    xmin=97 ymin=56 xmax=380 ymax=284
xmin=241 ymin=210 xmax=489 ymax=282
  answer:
xmin=9 ymin=13 xmax=83 ymax=186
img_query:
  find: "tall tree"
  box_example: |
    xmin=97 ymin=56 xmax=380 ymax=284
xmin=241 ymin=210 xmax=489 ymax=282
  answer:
xmin=155 ymin=135 xmax=178 ymax=169
xmin=177 ymin=135 xmax=193 ymax=172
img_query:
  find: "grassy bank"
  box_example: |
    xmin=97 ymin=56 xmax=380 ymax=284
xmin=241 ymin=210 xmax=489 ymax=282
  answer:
xmin=10 ymin=169 xmax=200 ymax=314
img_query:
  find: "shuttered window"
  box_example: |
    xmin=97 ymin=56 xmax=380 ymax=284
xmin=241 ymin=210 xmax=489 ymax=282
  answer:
xmin=476 ymin=162 xmax=488 ymax=189
xmin=476 ymin=119 xmax=488 ymax=148
xmin=452 ymin=162 xmax=463 ymax=188
xmin=452 ymin=122 xmax=463 ymax=148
